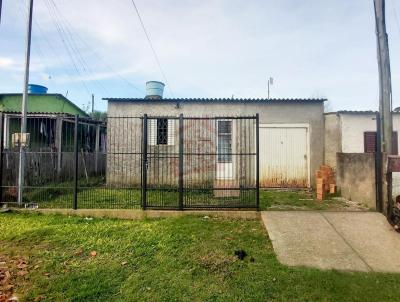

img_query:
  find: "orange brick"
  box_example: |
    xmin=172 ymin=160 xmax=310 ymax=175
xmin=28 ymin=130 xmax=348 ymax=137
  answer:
xmin=329 ymin=184 xmax=337 ymax=194
xmin=317 ymin=193 xmax=324 ymax=201
xmin=315 ymin=170 xmax=323 ymax=178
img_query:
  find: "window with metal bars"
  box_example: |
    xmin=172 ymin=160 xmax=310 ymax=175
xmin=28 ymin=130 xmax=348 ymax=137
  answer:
xmin=157 ymin=118 xmax=168 ymax=145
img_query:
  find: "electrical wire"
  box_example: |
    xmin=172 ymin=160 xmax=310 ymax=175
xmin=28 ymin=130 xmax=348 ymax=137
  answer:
xmin=43 ymin=0 xmax=93 ymax=97
xmin=44 ymin=0 xmax=105 ymax=99
xmin=129 ymin=0 xmax=174 ymax=97
xmin=46 ymin=0 xmax=144 ymax=95
xmin=16 ymin=0 xmax=90 ymax=100
xmin=47 ymin=0 xmax=110 ymax=97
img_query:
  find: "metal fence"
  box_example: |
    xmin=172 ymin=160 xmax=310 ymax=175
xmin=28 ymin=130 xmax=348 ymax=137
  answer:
xmin=0 ymin=113 xmax=259 ymax=210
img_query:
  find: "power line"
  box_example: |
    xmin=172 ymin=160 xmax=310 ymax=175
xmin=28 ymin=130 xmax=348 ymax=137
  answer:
xmin=129 ymin=0 xmax=174 ymax=97
xmin=16 ymin=0 xmax=91 ymax=100
xmin=46 ymin=0 xmax=144 ymax=95
xmin=42 ymin=0 xmax=92 ymax=97
xmin=44 ymin=0 xmax=105 ymax=98
xmin=47 ymin=0 xmax=111 ymax=97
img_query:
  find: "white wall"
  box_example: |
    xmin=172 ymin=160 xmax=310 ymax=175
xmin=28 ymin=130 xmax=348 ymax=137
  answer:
xmin=340 ymin=114 xmax=377 ymax=153
xmin=341 ymin=113 xmax=400 ymax=152
xmin=340 ymin=113 xmax=400 ymax=198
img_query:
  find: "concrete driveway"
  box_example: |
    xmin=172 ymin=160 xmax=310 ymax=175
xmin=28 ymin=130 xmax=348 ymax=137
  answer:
xmin=261 ymin=211 xmax=400 ymax=273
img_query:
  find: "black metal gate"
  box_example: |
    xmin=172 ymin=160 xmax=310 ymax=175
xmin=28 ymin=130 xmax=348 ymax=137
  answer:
xmin=0 ymin=113 xmax=259 ymax=210
xmin=142 ymin=115 xmax=259 ymax=209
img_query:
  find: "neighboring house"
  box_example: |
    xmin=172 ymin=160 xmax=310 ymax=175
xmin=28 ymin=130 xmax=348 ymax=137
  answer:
xmin=104 ymin=81 xmax=325 ymax=188
xmin=0 ymin=86 xmax=91 ymax=150
xmin=324 ymin=111 xmax=400 ymax=168
xmin=0 ymin=86 xmax=106 ymax=186
xmin=324 ymin=110 xmax=400 ymax=206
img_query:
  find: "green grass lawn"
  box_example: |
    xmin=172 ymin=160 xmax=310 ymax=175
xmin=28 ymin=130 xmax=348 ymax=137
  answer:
xmin=1 ymin=212 xmax=399 ymax=301
xmin=4 ymin=180 xmax=367 ymax=211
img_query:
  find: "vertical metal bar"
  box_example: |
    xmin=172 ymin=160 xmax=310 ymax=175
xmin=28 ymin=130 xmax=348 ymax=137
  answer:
xmin=375 ymin=112 xmax=383 ymax=212
xmin=73 ymin=115 xmax=79 ymax=210
xmin=179 ymin=114 xmax=184 ymax=210
xmin=95 ymin=124 xmax=100 ymax=173
xmin=0 ymin=113 xmax=4 ymax=204
xmin=256 ymin=114 xmax=260 ymax=210
xmin=142 ymin=114 xmax=148 ymax=210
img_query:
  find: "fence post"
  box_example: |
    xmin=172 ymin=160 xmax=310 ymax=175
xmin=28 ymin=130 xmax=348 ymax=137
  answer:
xmin=375 ymin=112 xmax=383 ymax=213
xmin=0 ymin=113 xmax=3 ymax=204
xmin=256 ymin=114 xmax=260 ymax=210
xmin=73 ymin=115 xmax=79 ymax=210
xmin=179 ymin=114 xmax=184 ymax=210
xmin=142 ymin=114 xmax=148 ymax=210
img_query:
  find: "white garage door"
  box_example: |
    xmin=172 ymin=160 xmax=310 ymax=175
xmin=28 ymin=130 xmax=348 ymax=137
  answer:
xmin=260 ymin=125 xmax=309 ymax=188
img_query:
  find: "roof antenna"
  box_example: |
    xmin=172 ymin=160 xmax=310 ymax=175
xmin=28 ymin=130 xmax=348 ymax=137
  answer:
xmin=65 ymin=90 xmax=68 ymax=97
xmin=268 ymin=77 xmax=273 ymax=99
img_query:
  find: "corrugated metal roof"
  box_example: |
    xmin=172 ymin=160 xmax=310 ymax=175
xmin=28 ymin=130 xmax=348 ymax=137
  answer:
xmin=325 ymin=110 xmax=400 ymax=115
xmin=337 ymin=110 xmax=378 ymax=114
xmin=0 ymin=93 xmax=89 ymax=117
xmin=0 ymin=111 xmax=105 ymax=124
xmin=103 ymin=97 xmax=326 ymax=103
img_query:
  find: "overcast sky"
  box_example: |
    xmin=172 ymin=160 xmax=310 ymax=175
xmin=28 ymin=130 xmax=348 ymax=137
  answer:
xmin=1 ymin=0 xmax=400 ymax=112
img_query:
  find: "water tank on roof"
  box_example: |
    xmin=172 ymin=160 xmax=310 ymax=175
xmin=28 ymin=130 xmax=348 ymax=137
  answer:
xmin=28 ymin=84 xmax=48 ymax=94
xmin=145 ymin=81 xmax=165 ymax=99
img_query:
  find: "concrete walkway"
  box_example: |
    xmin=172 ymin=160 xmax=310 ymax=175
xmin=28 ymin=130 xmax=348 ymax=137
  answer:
xmin=261 ymin=211 xmax=400 ymax=273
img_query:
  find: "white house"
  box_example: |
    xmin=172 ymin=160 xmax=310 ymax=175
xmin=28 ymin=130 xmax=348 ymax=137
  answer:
xmin=324 ymin=111 xmax=400 ymax=198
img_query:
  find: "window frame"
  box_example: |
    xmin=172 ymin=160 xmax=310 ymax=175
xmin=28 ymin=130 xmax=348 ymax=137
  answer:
xmin=217 ymin=120 xmax=233 ymax=163
xmin=363 ymin=131 xmax=398 ymax=155
xmin=156 ymin=118 xmax=168 ymax=145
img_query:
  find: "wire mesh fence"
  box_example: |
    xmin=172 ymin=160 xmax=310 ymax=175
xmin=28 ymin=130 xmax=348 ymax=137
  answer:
xmin=0 ymin=113 xmax=259 ymax=210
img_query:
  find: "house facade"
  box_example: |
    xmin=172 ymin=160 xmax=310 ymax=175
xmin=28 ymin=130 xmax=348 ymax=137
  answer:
xmin=324 ymin=111 xmax=400 ymax=167
xmin=324 ymin=111 xmax=400 ymax=205
xmin=105 ymin=84 xmax=325 ymax=188
xmin=0 ymin=88 xmax=107 ymax=187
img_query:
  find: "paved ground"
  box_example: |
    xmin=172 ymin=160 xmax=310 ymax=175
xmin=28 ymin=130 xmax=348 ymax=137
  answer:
xmin=261 ymin=211 xmax=400 ymax=272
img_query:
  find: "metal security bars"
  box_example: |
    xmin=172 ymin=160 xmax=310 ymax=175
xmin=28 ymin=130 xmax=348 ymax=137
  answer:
xmin=0 ymin=113 xmax=259 ymax=210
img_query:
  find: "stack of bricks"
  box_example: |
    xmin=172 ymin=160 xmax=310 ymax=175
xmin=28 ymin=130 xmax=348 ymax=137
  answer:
xmin=315 ymin=165 xmax=336 ymax=201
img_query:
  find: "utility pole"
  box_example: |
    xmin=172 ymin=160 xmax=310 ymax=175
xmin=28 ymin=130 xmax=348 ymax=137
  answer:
xmin=91 ymin=94 xmax=94 ymax=115
xmin=17 ymin=0 xmax=34 ymax=205
xmin=374 ymin=0 xmax=393 ymax=154
xmin=0 ymin=0 xmax=3 ymax=25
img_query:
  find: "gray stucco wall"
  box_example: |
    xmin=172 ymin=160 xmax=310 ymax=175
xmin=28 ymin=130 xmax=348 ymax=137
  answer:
xmin=107 ymin=100 xmax=324 ymax=187
xmin=324 ymin=113 xmax=341 ymax=168
xmin=336 ymin=153 xmax=376 ymax=209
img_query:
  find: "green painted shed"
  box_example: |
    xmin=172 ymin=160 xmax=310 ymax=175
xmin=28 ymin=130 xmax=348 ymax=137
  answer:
xmin=0 ymin=93 xmax=88 ymax=117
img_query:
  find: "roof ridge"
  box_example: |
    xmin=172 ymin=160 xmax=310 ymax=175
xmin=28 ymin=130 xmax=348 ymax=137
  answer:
xmin=103 ymin=97 xmax=327 ymax=102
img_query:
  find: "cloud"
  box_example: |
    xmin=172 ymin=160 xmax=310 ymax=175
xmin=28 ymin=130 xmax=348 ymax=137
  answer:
xmin=0 ymin=57 xmax=15 ymax=69
xmin=0 ymin=0 xmax=400 ymax=111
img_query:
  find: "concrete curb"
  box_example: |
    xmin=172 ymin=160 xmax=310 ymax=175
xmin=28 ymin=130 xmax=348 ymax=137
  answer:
xmin=12 ymin=208 xmax=260 ymax=220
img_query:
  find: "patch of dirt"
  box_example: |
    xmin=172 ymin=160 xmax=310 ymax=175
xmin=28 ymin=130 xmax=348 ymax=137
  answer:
xmin=329 ymin=197 xmax=370 ymax=211
xmin=197 ymin=251 xmax=237 ymax=279
xmin=268 ymin=205 xmax=310 ymax=210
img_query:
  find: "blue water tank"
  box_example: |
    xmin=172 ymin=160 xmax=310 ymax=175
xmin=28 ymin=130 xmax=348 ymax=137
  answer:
xmin=145 ymin=81 xmax=165 ymax=99
xmin=28 ymin=84 xmax=48 ymax=94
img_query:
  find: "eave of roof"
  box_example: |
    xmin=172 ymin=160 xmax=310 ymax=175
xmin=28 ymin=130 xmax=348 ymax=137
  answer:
xmin=0 ymin=93 xmax=89 ymax=117
xmin=103 ymin=97 xmax=327 ymax=103
xmin=325 ymin=110 xmax=400 ymax=115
